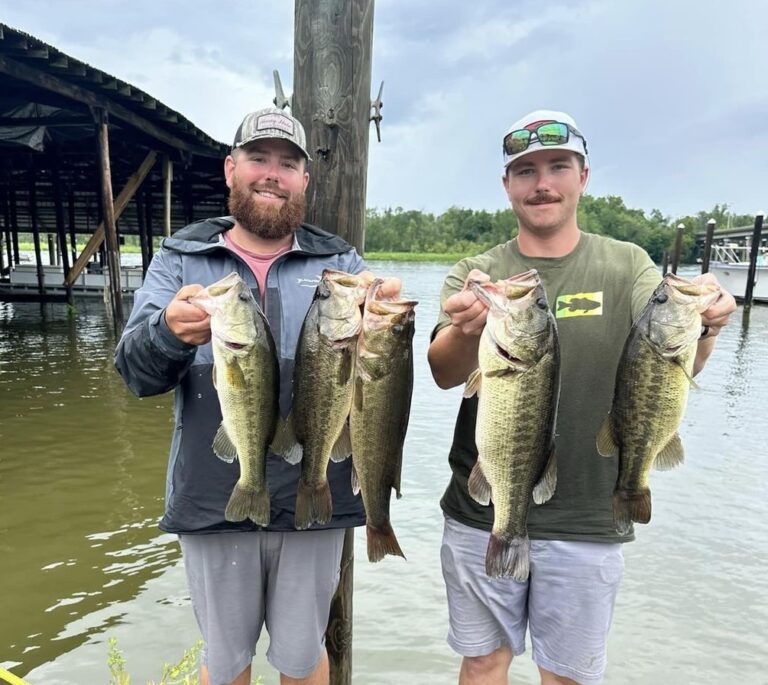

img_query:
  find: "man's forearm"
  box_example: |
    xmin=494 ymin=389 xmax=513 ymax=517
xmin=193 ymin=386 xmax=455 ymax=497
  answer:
xmin=428 ymin=325 xmax=481 ymax=390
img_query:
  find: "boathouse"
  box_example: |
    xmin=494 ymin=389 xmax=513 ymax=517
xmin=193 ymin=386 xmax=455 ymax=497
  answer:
xmin=0 ymin=22 xmax=229 ymax=317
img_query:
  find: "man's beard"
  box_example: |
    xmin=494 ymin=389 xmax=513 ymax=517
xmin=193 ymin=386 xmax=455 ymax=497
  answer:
xmin=228 ymin=179 xmax=306 ymax=241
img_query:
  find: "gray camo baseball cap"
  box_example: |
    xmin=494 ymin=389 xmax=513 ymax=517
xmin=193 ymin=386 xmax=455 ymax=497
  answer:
xmin=232 ymin=107 xmax=312 ymax=161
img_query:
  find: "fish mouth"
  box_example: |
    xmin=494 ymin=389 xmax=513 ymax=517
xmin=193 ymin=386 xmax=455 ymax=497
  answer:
xmin=224 ymin=341 xmax=248 ymax=351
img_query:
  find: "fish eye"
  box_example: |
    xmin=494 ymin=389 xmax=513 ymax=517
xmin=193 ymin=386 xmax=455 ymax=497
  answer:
xmin=536 ymin=298 xmax=548 ymax=309
xmin=655 ymin=293 xmax=668 ymax=304
xmin=238 ymin=292 xmax=250 ymax=302
xmin=392 ymin=324 xmax=404 ymax=334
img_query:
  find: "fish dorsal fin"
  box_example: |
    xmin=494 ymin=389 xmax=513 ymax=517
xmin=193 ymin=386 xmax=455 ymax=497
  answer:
xmin=330 ymin=422 xmax=352 ymax=463
xmin=213 ymin=423 xmax=238 ymax=464
xmin=654 ymin=432 xmax=685 ymax=470
xmin=351 ymin=464 xmax=361 ymax=496
xmin=532 ymin=447 xmax=557 ymax=504
xmin=270 ymin=413 xmax=303 ymax=465
xmin=596 ymin=416 xmax=618 ymax=457
xmin=463 ymin=368 xmax=482 ymax=399
xmin=467 ymin=458 xmax=492 ymax=506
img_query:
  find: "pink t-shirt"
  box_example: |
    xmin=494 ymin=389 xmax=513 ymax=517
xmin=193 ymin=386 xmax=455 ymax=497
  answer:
xmin=223 ymin=231 xmax=292 ymax=304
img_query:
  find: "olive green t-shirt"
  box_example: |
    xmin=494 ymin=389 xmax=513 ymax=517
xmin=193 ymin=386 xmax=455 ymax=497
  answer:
xmin=433 ymin=232 xmax=661 ymax=543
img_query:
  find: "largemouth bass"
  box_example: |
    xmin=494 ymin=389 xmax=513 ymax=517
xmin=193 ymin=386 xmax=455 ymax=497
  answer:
xmin=191 ymin=272 xmax=279 ymax=526
xmin=464 ymin=269 xmax=559 ymax=581
xmin=596 ymin=273 xmax=720 ymax=534
xmin=286 ymin=269 xmax=368 ymax=530
xmin=350 ymin=280 xmax=417 ymax=562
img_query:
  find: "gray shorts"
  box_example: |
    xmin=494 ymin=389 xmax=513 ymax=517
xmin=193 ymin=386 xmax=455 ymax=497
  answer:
xmin=180 ymin=529 xmax=344 ymax=684
xmin=440 ymin=516 xmax=624 ymax=685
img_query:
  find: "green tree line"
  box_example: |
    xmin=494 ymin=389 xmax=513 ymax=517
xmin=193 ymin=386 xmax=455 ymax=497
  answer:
xmin=364 ymin=198 xmax=757 ymax=263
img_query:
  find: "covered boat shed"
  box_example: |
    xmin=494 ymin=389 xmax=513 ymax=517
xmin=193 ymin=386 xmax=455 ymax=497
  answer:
xmin=0 ymin=22 xmax=230 ymax=320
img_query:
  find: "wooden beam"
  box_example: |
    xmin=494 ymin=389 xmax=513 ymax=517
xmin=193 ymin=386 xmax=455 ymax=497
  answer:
xmin=163 ymin=155 xmax=173 ymax=237
xmin=95 ymin=108 xmax=124 ymax=323
xmin=0 ymin=54 xmax=223 ymax=158
xmin=65 ymin=149 xmax=157 ymax=287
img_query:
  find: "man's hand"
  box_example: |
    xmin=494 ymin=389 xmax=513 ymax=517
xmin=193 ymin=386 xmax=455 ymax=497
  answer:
xmin=359 ymin=270 xmax=403 ymax=299
xmin=165 ymin=284 xmax=212 ymax=345
xmin=693 ymin=272 xmax=737 ymax=339
xmin=444 ymin=269 xmax=491 ymax=336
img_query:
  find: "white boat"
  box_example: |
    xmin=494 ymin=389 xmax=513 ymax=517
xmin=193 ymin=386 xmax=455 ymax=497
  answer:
xmin=708 ymin=241 xmax=768 ymax=303
xmin=2 ymin=262 xmax=143 ymax=298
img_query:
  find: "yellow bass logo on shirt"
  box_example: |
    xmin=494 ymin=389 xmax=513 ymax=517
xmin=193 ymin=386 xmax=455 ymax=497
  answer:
xmin=555 ymin=292 xmax=603 ymax=318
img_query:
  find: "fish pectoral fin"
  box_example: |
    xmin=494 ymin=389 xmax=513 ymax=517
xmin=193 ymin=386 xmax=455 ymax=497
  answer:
xmin=351 ymin=464 xmax=361 ymax=496
xmin=212 ymin=364 xmax=218 ymax=390
xmin=673 ymin=357 xmax=700 ymax=389
xmin=213 ymin=423 xmax=238 ymax=463
xmin=330 ymin=422 xmax=352 ymax=463
xmin=270 ymin=413 xmax=303 ymax=465
xmin=224 ymin=358 xmax=247 ymax=390
xmin=654 ymin=433 xmax=685 ymax=470
xmin=596 ymin=416 xmax=618 ymax=457
xmin=532 ymin=447 xmax=557 ymax=505
xmin=467 ymin=459 xmax=492 ymax=506
xmin=463 ymin=368 xmax=482 ymax=399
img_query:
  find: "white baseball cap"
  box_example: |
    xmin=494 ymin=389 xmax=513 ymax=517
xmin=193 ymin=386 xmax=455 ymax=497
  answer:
xmin=502 ymin=109 xmax=589 ymax=170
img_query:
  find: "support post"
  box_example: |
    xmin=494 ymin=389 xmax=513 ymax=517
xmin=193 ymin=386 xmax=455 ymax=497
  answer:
xmin=9 ymin=175 xmax=20 ymax=265
xmin=293 ymin=2 xmax=376 ymax=683
xmin=3 ymin=183 xmax=11 ymax=272
xmin=701 ymin=218 xmax=716 ymax=274
xmin=145 ymin=184 xmax=154 ymax=262
xmin=671 ymin=223 xmax=685 ymax=274
xmin=95 ymin=107 xmax=124 ymax=324
xmin=28 ymin=170 xmax=45 ymax=297
xmin=163 ymin=154 xmax=173 ymax=237
xmin=136 ymin=191 xmax=150 ymax=278
xmin=67 ymin=189 xmax=78 ymax=265
xmin=744 ymin=211 xmax=764 ymax=308
xmin=52 ymin=150 xmax=74 ymax=304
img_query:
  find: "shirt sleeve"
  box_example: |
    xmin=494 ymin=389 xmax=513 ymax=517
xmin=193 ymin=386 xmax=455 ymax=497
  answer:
xmin=630 ymin=248 xmax=663 ymax=320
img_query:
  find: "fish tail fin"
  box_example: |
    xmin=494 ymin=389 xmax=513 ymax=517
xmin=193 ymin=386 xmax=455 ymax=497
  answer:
xmin=224 ymin=483 xmax=271 ymax=527
xmin=294 ymin=480 xmax=333 ymax=530
xmin=366 ymin=520 xmax=406 ymax=563
xmin=613 ymin=488 xmax=651 ymax=534
xmin=485 ymin=534 xmax=530 ymax=582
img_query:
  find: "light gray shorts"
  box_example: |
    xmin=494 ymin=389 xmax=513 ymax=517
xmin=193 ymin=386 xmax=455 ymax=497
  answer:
xmin=440 ymin=516 xmax=624 ymax=685
xmin=180 ymin=529 xmax=344 ymax=685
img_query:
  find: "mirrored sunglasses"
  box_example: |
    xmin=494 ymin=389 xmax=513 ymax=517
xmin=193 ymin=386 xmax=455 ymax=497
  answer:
xmin=503 ymin=122 xmax=587 ymax=156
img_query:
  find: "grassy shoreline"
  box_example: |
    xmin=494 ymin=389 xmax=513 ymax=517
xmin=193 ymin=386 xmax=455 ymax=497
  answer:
xmin=16 ymin=242 xmax=472 ymax=262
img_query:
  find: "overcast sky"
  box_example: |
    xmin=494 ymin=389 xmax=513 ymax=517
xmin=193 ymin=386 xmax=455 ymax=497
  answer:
xmin=2 ymin=0 xmax=765 ymax=222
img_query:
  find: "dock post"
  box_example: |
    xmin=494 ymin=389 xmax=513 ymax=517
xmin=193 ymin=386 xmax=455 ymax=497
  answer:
xmin=95 ymin=107 xmax=124 ymax=325
xmin=701 ymin=218 xmax=716 ymax=274
xmin=744 ymin=211 xmax=764 ymax=308
xmin=671 ymin=223 xmax=685 ymax=274
xmin=28 ymin=169 xmax=45 ymax=298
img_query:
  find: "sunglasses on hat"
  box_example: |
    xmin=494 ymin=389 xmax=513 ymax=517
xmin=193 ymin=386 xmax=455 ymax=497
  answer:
xmin=503 ymin=121 xmax=588 ymax=156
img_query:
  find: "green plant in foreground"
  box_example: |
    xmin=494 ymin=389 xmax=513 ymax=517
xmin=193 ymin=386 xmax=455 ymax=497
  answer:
xmin=107 ymin=637 xmax=262 ymax=685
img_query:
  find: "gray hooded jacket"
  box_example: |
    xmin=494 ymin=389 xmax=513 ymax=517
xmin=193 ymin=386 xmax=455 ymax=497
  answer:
xmin=114 ymin=216 xmax=367 ymax=533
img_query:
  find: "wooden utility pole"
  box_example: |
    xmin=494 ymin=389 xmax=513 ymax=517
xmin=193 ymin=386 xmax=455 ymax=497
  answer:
xmin=293 ymin=0 xmax=375 ymax=251
xmin=292 ymin=1 xmax=376 ymax=683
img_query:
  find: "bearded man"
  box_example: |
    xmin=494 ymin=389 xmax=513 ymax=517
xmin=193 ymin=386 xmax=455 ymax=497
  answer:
xmin=116 ymin=107 xmax=389 ymax=685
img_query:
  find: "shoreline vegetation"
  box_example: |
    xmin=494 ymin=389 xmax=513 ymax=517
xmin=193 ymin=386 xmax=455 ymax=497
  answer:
xmin=11 ymin=198 xmax=752 ymax=266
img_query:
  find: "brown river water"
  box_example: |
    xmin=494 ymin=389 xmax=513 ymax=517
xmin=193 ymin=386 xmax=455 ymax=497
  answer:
xmin=1 ymin=261 xmax=767 ymax=684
